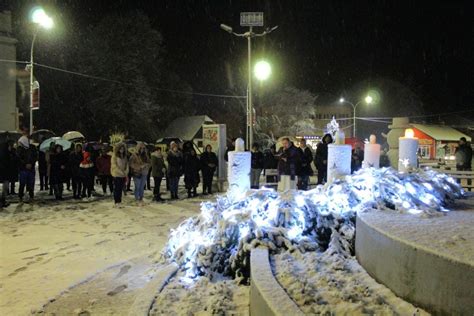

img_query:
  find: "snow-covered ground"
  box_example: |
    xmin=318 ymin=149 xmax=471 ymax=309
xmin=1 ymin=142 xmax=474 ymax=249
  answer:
xmin=358 ymin=195 xmax=474 ymax=266
xmin=272 ymin=250 xmax=427 ymax=315
xmin=0 ymin=186 xmax=203 ymax=315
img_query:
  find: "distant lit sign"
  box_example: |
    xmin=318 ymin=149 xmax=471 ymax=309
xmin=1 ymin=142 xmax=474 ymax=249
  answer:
xmin=240 ymin=12 xmax=264 ymax=27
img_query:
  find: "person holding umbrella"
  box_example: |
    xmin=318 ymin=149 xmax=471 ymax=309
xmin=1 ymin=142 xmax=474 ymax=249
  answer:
xmin=49 ymin=144 xmax=68 ymax=200
xmin=17 ymin=136 xmax=38 ymax=203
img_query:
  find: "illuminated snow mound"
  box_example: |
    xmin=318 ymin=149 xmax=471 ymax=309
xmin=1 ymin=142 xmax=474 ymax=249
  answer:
xmin=162 ymin=168 xmax=464 ymax=279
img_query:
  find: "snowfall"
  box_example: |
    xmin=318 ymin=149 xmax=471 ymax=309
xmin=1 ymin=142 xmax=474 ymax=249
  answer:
xmin=1 ymin=168 xmax=472 ymax=315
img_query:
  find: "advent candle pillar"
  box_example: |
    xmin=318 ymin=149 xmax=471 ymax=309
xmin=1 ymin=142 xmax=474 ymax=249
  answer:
xmin=363 ymin=134 xmax=381 ymax=168
xmin=327 ymin=130 xmax=352 ymax=183
xmin=227 ymin=138 xmax=251 ymax=198
xmin=398 ymin=128 xmax=419 ymax=172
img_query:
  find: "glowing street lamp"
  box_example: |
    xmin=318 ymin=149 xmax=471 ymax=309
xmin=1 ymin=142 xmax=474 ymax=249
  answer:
xmin=220 ymin=13 xmax=278 ymax=149
xmin=28 ymin=7 xmax=53 ymax=135
xmin=254 ymin=60 xmax=271 ymax=81
xmin=339 ymin=94 xmax=375 ymax=139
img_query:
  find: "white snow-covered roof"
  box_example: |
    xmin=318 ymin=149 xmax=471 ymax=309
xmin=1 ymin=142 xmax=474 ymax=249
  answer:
xmin=411 ymin=124 xmax=471 ymax=142
xmin=161 ymin=115 xmax=214 ymax=140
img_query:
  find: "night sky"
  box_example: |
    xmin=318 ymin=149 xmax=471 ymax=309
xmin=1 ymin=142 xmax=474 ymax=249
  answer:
xmin=4 ymin=0 xmax=474 ymax=123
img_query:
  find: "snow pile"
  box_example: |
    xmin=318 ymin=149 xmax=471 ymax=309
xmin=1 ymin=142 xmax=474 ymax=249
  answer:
xmin=162 ymin=168 xmax=464 ymax=279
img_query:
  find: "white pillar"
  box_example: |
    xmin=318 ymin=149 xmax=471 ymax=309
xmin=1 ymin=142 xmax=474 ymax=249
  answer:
xmin=327 ymin=130 xmax=351 ymax=183
xmin=363 ymin=135 xmax=381 ymax=168
xmin=398 ymin=129 xmax=419 ymax=172
xmin=227 ymin=138 xmax=251 ymax=198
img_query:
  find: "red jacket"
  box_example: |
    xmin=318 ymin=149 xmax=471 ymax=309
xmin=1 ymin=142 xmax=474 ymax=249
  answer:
xmin=96 ymin=154 xmax=112 ymax=176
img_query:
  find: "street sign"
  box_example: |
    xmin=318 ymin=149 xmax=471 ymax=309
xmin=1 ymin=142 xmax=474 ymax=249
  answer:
xmin=31 ymin=81 xmax=40 ymax=109
xmin=240 ymin=12 xmax=264 ymax=27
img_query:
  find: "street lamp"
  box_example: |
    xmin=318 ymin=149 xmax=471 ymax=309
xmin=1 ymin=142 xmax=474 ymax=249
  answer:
xmin=339 ymin=95 xmax=373 ymax=139
xmin=220 ymin=12 xmax=278 ymax=149
xmin=254 ymin=60 xmax=271 ymax=81
xmin=29 ymin=7 xmax=53 ymax=135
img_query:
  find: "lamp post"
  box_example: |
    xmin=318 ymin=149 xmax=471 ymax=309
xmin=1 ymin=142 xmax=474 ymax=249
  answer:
xmin=29 ymin=7 xmax=53 ymax=135
xmin=339 ymin=95 xmax=373 ymax=139
xmin=220 ymin=12 xmax=277 ymax=149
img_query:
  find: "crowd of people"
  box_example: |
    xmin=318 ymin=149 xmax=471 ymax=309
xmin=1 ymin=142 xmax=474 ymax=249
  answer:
xmin=248 ymin=134 xmax=369 ymax=190
xmin=0 ymin=136 xmax=219 ymax=208
xmin=1 ymin=133 xmax=471 ymax=209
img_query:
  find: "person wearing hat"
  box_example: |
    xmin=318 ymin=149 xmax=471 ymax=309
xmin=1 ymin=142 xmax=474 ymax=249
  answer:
xmin=167 ymin=141 xmax=183 ymax=199
xmin=16 ymin=136 xmax=38 ymax=202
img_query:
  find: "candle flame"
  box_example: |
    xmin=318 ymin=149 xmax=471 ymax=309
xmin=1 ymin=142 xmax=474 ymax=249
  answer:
xmin=404 ymin=128 xmax=415 ymax=138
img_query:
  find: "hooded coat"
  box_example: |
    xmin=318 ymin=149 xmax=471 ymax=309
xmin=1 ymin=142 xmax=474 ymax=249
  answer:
xmin=315 ymin=134 xmax=333 ymax=171
xmin=50 ymin=147 xmax=68 ymax=185
xmin=167 ymin=149 xmax=183 ymax=178
xmin=17 ymin=137 xmax=38 ymax=171
xmin=151 ymin=151 xmax=166 ymax=178
xmin=184 ymin=153 xmax=200 ymax=189
xmin=129 ymin=143 xmax=151 ymax=177
xmin=111 ymin=143 xmax=129 ymax=178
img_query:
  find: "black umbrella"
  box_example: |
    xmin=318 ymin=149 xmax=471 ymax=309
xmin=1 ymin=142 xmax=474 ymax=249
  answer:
xmin=31 ymin=129 xmax=55 ymax=145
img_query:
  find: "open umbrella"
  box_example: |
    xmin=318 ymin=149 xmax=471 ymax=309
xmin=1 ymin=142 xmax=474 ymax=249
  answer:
xmin=31 ymin=129 xmax=55 ymax=145
xmin=40 ymin=137 xmax=72 ymax=152
xmin=84 ymin=141 xmax=103 ymax=152
xmin=63 ymin=131 xmax=85 ymax=142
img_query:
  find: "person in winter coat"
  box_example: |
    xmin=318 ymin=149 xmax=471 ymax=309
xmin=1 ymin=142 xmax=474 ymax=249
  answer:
xmin=38 ymin=150 xmax=48 ymax=191
xmin=224 ymin=138 xmax=236 ymax=162
xmin=183 ymin=149 xmax=200 ymax=198
xmin=96 ymin=148 xmax=113 ymax=195
xmin=111 ymin=142 xmax=129 ymax=206
xmin=46 ymin=143 xmax=55 ymax=196
xmin=167 ymin=141 xmax=183 ymax=199
xmin=200 ymin=144 xmax=218 ymax=195
xmin=263 ymin=144 xmax=279 ymax=184
xmin=297 ymin=138 xmax=313 ymax=190
xmin=315 ymin=133 xmax=333 ymax=185
xmin=79 ymin=150 xmax=95 ymax=199
xmin=277 ymin=138 xmax=301 ymax=181
xmin=151 ymin=146 xmax=166 ymax=202
xmin=351 ymin=144 xmax=364 ymax=173
xmin=69 ymin=144 xmax=83 ymax=199
xmin=251 ymin=143 xmax=264 ymax=189
xmin=456 ymin=137 xmax=473 ymax=171
xmin=129 ymin=143 xmax=151 ymax=203
xmin=0 ymin=141 xmax=16 ymax=208
xmin=49 ymin=144 xmax=68 ymax=200
xmin=8 ymin=144 xmax=19 ymax=195
xmin=17 ymin=136 xmax=38 ymax=202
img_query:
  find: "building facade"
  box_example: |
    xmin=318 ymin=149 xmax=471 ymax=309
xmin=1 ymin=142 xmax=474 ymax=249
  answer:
xmin=0 ymin=11 xmax=18 ymax=131
xmin=411 ymin=124 xmax=471 ymax=160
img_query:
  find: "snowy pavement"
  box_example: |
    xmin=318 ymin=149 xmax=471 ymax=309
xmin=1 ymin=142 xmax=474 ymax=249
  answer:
xmin=0 ymin=188 xmax=203 ymax=315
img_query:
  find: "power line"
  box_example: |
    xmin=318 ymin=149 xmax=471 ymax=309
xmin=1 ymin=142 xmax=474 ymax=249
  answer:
xmin=0 ymin=59 xmax=247 ymax=99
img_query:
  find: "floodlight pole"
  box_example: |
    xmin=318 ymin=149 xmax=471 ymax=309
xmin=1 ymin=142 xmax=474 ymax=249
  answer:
xmin=29 ymin=30 xmax=38 ymax=136
xmin=247 ymin=26 xmax=253 ymax=149
xmin=220 ymin=14 xmax=277 ymax=150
